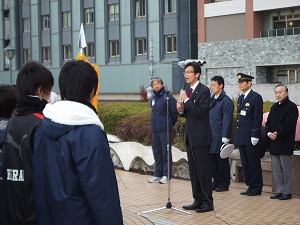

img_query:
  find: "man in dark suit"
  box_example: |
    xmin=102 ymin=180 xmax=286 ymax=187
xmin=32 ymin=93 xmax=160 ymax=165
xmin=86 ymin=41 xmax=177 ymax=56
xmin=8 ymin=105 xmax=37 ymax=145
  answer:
xmin=177 ymin=61 xmax=213 ymax=213
xmin=234 ymin=73 xmax=263 ymax=196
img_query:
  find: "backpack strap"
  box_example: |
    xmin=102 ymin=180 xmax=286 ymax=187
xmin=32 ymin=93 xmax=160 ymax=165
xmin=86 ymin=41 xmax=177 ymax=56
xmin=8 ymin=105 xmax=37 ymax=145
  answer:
xmin=33 ymin=113 xmax=44 ymax=119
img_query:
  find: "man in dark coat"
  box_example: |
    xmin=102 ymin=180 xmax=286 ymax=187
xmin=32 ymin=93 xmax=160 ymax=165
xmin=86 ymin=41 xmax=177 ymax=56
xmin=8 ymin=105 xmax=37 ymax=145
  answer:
xmin=234 ymin=73 xmax=263 ymax=196
xmin=209 ymin=76 xmax=234 ymax=192
xmin=177 ymin=61 xmax=213 ymax=213
xmin=266 ymin=83 xmax=298 ymax=200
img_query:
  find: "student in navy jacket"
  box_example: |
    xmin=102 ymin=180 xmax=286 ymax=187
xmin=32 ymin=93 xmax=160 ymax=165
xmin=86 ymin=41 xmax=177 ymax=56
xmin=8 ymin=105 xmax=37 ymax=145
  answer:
xmin=3 ymin=61 xmax=54 ymax=225
xmin=33 ymin=60 xmax=123 ymax=225
xmin=234 ymin=73 xmax=263 ymax=196
xmin=0 ymin=85 xmax=17 ymax=225
xmin=209 ymin=76 xmax=234 ymax=192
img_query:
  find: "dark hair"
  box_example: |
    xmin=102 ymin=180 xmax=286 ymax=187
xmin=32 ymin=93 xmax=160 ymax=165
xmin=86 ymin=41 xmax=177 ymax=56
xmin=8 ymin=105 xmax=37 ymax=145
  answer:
xmin=59 ymin=60 xmax=98 ymax=104
xmin=274 ymin=83 xmax=288 ymax=92
xmin=184 ymin=61 xmax=206 ymax=80
xmin=0 ymin=84 xmax=17 ymax=118
xmin=151 ymin=77 xmax=164 ymax=87
xmin=211 ymin=76 xmax=225 ymax=89
xmin=16 ymin=61 xmax=54 ymax=97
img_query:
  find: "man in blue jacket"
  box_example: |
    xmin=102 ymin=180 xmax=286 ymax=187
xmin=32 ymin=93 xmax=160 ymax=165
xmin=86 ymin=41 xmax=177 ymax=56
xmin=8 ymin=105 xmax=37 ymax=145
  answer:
xmin=209 ymin=76 xmax=234 ymax=192
xmin=148 ymin=77 xmax=178 ymax=184
xmin=234 ymin=73 xmax=263 ymax=196
xmin=33 ymin=60 xmax=123 ymax=225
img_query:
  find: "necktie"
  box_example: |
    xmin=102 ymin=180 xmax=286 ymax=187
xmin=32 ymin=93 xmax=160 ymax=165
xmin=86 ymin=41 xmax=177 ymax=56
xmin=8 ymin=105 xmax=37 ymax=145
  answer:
xmin=241 ymin=94 xmax=245 ymax=102
xmin=189 ymin=88 xmax=193 ymax=98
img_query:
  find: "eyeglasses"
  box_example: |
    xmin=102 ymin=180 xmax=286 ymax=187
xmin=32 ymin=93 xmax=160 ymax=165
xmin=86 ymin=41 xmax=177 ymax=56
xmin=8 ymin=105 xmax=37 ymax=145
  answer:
xmin=183 ymin=70 xmax=195 ymax=75
xmin=44 ymin=89 xmax=50 ymax=94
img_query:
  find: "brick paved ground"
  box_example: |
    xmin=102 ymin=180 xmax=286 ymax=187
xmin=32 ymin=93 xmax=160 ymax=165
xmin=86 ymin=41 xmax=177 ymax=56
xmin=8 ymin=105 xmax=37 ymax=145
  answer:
xmin=118 ymin=169 xmax=300 ymax=225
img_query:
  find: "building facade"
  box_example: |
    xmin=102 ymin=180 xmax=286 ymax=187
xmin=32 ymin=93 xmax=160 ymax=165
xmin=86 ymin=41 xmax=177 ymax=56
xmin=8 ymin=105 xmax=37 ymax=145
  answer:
xmin=0 ymin=0 xmax=197 ymax=98
xmin=198 ymin=0 xmax=300 ymax=103
xmin=0 ymin=0 xmax=299 ymax=103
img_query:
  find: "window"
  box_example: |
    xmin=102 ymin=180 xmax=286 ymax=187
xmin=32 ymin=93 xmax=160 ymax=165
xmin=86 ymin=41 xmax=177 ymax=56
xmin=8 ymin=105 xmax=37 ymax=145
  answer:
xmin=22 ymin=0 xmax=29 ymax=2
xmin=136 ymin=37 xmax=147 ymax=55
xmin=277 ymin=70 xmax=298 ymax=84
xmin=23 ymin=49 xmax=30 ymax=62
xmin=272 ymin=14 xmax=300 ymax=36
xmin=165 ymin=34 xmax=176 ymax=53
xmin=85 ymin=8 xmax=94 ymax=24
xmin=62 ymin=11 xmax=71 ymax=27
xmin=42 ymin=15 xmax=50 ymax=30
xmin=136 ymin=0 xmax=146 ymax=18
xmin=109 ymin=4 xmax=119 ymax=21
xmin=23 ymin=18 xmax=30 ymax=33
xmin=109 ymin=40 xmax=119 ymax=57
xmin=43 ymin=47 xmax=50 ymax=62
xmin=84 ymin=43 xmax=95 ymax=58
xmin=63 ymin=45 xmax=72 ymax=60
xmin=164 ymin=0 xmax=176 ymax=14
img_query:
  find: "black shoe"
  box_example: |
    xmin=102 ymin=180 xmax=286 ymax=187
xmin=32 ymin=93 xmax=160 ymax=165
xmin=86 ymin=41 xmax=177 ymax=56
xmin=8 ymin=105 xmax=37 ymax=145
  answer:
xmin=279 ymin=194 xmax=292 ymax=200
xmin=215 ymin=187 xmax=229 ymax=192
xmin=240 ymin=190 xmax=249 ymax=195
xmin=182 ymin=202 xmax=201 ymax=210
xmin=247 ymin=192 xmax=261 ymax=196
xmin=195 ymin=204 xmax=214 ymax=213
xmin=270 ymin=193 xmax=282 ymax=199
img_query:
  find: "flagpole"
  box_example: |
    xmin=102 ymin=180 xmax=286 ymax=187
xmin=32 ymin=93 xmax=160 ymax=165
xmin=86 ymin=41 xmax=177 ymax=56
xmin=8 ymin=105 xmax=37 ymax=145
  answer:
xmin=77 ymin=23 xmax=100 ymax=110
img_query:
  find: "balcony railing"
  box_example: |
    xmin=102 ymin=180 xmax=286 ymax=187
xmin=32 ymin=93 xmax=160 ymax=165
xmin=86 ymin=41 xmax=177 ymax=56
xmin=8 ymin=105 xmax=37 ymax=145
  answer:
xmin=261 ymin=27 xmax=300 ymax=37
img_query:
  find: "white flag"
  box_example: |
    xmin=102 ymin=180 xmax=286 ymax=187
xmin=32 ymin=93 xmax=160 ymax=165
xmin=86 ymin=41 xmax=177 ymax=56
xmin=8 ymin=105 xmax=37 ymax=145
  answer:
xmin=78 ymin=23 xmax=87 ymax=48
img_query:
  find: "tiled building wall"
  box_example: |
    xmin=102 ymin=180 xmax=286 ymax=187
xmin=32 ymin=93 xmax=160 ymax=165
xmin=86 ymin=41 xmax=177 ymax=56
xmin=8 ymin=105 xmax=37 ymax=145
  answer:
xmin=198 ymin=35 xmax=300 ymax=85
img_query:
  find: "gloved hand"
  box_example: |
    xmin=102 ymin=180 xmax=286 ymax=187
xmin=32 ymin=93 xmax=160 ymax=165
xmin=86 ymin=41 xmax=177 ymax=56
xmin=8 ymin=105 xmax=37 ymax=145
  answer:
xmin=251 ymin=137 xmax=259 ymax=146
xmin=222 ymin=137 xmax=230 ymax=144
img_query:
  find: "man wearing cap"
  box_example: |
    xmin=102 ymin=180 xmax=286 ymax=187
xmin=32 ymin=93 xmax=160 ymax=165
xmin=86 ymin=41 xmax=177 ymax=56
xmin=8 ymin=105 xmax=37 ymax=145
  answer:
xmin=234 ymin=73 xmax=263 ymax=196
xmin=147 ymin=77 xmax=178 ymax=184
xmin=209 ymin=76 xmax=234 ymax=192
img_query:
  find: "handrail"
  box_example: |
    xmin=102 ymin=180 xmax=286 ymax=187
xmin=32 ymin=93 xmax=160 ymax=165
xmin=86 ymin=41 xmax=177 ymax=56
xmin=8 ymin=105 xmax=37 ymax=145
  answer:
xmin=261 ymin=27 xmax=300 ymax=37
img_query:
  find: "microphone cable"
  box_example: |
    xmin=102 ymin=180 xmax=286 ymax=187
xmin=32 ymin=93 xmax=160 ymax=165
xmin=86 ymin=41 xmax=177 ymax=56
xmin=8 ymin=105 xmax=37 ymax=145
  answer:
xmin=182 ymin=85 xmax=230 ymax=224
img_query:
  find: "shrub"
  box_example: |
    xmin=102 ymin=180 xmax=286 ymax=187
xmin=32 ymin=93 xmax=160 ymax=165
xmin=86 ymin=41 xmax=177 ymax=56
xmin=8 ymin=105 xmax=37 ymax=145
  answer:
xmin=139 ymin=85 xmax=148 ymax=102
xmin=98 ymin=101 xmax=299 ymax=150
xmin=98 ymin=102 xmax=150 ymax=134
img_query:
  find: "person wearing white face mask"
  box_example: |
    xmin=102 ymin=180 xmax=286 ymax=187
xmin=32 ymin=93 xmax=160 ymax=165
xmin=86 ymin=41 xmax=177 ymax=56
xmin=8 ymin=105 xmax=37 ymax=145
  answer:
xmin=266 ymin=83 xmax=298 ymax=200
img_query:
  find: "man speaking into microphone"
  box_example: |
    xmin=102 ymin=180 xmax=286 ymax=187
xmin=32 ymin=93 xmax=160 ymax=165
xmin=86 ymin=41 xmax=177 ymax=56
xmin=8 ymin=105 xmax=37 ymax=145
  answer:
xmin=177 ymin=61 xmax=213 ymax=213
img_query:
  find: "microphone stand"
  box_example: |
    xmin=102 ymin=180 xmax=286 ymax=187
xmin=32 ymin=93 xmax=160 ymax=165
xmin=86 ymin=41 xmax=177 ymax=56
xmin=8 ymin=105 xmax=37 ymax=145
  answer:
xmin=139 ymin=96 xmax=191 ymax=216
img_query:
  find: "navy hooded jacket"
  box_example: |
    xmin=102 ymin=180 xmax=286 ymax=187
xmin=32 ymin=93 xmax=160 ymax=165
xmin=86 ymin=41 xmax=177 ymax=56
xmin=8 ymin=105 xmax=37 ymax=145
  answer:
xmin=33 ymin=101 xmax=123 ymax=225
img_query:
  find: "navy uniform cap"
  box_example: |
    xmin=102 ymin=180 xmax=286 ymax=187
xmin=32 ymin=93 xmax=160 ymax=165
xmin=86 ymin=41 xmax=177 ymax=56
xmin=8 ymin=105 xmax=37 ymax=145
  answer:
xmin=237 ymin=73 xmax=254 ymax=82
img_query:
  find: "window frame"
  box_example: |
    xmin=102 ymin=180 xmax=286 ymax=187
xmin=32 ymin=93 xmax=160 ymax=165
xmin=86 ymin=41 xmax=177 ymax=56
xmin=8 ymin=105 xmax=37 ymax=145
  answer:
xmin=62 ymin=11 xmax=71 ymax=27
xmin=109 ymin=40 xmax=120 ymax=57
xmin=85 ymin=8 xmax=94 ymax=25
xmin=136 ymin=37 xmax=147 ymax=55
xmin=42 ymin=47 xmax=51 ymax=62
xmin=109 ymin=4 xmax=119 ymax=21
xmin=84 ymin=42 xmax=95 ymax=58
xmin=164 ymin=34 xmax=177 ymax=53
xmin=63 ymin=45 xmax=72 ymax=61
xmin=23 ymin=18 xmax=30 ymax=33
xmin=136 ymin=0 xmax=146 ymax=18
xmin=23 ymin=48 xmax=30 ymax=63
xmin=164 ymin=0 xmax=176 ymax=14
xmin=42 ymin=15 xmax=50 ymax=30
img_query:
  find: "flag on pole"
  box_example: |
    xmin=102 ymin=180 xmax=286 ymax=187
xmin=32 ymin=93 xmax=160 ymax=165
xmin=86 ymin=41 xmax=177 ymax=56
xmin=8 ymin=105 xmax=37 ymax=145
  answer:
xmin=77 ymin=23 xmax=100 ymax=110
xmin=78 ymin=23 xmax=87 ymax=49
